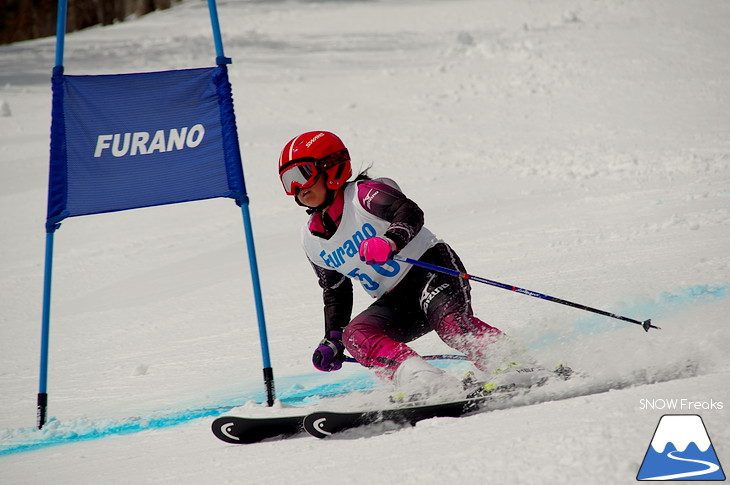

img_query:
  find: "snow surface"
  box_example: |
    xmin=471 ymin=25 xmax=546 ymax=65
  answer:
xmin=1 ymin=0 xmax=729 ymax=483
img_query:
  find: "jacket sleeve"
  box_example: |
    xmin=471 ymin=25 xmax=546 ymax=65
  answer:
xmin=357 ymin=180 xmax=424 ymax=251
xmin=310 ymin=259 xmax=353 ymax=335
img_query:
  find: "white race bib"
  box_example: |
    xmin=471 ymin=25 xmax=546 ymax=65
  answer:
xmin=302 ymin=181 xmax=439 ymax=298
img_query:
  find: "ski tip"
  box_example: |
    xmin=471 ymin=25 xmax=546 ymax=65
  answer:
xmin=642 ymin=319 xmax=660 ymax=332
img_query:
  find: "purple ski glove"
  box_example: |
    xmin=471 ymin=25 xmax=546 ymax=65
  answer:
xmin=359 ymin=236 xmax=397 ymax=265
xmin=312 ymin=331 xmax=345 ymax=372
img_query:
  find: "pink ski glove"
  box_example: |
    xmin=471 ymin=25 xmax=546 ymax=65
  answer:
xmin=359 ymin=236 xmax=397 ymax=265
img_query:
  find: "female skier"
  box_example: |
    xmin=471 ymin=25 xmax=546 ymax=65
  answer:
xmin=278 ymin=130 xmax=547 ymax=398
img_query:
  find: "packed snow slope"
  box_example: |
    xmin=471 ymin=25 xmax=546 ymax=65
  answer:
xmin=1 ymin=0 xmax=729 ymax=483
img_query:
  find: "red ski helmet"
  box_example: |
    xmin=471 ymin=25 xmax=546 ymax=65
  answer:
xmin=278 ymin=131 xmax=352 ymax=196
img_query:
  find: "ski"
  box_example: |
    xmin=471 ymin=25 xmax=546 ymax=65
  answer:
xmin=211 ymin=415 xmax=305 ymax=444
xmin=214 ymin=365 xmax=576 ymax=443
xmin=210 ymin=393 xmax=504 ymax=444
xmin=302 ymin=391 xmax=514 ymax=439
xmin=303 ymin=364 xmax=576 ymax=438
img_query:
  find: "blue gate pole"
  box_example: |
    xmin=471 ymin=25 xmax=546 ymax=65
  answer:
xmin=37 ymin=228 xmax=57 ymax=429
xmin=207 ymin=0 xmax=230 ymax=65
xmin=240 ymin=203 xmax=275 ymax=406
xmin=38 ymin=0 xmax=69 ymax=430
xmin=207 ymin=0 xmax=275 ymax=406
xmin=54 ymin=0 xmax=67 ymax=67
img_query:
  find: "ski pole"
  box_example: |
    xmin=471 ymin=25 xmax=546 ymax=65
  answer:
xmin=394 ymin=256 xmax=659 ymax=332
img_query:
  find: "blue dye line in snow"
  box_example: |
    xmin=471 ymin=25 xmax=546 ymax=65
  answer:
xmin=0 ymin=371 xmax=379 ymax=457
xmin=581 ymin=282 xmax=729 ymax=332
xmin=0 ymin=406 xmax=231 ymax=457
xmin=528 ymin=282 xmax=730 ymax=350
xmin=3 ymin=282 xmax=727 ymax=457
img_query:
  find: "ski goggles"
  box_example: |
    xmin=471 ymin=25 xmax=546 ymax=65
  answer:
xmin=279 ymin=158 xmax=320 ymax=196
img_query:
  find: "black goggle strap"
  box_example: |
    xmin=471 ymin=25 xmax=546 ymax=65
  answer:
xmin=317 ymin=149 xmax=350 ymax=171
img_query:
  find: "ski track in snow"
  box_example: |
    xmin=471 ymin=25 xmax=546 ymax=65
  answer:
xmin=0 ymin=297 xmax=713 ymax=456
xmin=0 ymin=350 xmax=704 ymax=456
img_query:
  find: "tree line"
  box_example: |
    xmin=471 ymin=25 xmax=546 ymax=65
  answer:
xmin=1 ymin=0 xmax=180 ymax=45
